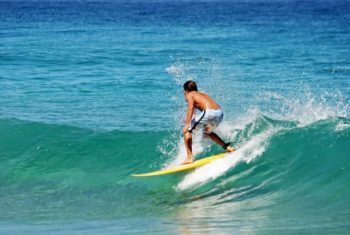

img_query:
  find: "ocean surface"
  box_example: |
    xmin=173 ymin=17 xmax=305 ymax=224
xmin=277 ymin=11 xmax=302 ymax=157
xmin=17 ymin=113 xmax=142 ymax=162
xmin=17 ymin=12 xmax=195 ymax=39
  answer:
xmin=1 ymin=0 xmax=350 ymax=234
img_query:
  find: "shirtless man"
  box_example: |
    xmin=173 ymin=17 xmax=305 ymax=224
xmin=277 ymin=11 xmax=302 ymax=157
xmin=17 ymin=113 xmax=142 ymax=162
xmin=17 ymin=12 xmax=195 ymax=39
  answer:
xmin=182 ymin=80 xmax=235 ymax=164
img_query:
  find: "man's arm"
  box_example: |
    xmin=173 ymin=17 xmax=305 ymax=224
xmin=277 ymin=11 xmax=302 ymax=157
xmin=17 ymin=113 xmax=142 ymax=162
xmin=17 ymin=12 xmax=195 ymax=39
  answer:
xmin=184 ymin=94 xmax=194 ymax=132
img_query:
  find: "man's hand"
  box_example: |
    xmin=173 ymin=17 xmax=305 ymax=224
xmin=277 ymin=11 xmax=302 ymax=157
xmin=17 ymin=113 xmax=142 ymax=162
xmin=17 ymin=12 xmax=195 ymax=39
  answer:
xmin=183 ymin=126 xmax=189 ymax=134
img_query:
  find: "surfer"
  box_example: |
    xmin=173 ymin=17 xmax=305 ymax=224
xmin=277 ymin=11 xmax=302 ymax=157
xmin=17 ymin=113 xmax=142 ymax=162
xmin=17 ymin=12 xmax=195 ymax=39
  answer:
xmin=182 ymin=80 xmax=235 ymax=164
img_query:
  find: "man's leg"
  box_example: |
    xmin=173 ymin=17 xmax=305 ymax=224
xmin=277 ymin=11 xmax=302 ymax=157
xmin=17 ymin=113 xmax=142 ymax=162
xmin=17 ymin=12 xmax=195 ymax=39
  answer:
xmin=183 ymin=131 xmax=194 ymax=164
xmin=205 ymin=132 xmax=235 ymax=152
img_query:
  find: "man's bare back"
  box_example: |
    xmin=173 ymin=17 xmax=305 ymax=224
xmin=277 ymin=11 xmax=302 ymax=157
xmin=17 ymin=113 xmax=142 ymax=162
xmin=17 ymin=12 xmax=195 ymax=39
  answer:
xmin=185 ymin=91 xmax=221 ymax=111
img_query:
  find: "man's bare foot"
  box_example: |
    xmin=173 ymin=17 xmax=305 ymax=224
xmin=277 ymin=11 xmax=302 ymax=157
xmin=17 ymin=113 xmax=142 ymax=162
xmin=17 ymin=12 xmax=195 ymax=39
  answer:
xmin=181 ymin=158 xmax=194 ymax=164
xmin=226 ymin=146 xmax=235 ymax=152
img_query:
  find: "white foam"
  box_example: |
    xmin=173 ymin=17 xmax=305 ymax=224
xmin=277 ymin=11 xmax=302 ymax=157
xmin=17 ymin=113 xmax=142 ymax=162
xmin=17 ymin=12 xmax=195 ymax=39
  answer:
xmin=335 ymin=123 xmax=350 ymax=132
xmin=176 ymin=129 xmax=275 ymax=191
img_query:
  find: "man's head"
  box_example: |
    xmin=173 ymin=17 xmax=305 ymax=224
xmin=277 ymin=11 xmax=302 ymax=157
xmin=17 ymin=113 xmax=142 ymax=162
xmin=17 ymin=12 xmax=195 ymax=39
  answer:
xmin=183 ymin=80 xmax=198 ymax=93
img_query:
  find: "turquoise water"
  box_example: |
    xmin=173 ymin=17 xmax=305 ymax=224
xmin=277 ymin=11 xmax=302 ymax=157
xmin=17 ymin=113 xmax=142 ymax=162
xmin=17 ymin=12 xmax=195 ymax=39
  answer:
xmin=1 ymin=0 xmax=350 ymax=234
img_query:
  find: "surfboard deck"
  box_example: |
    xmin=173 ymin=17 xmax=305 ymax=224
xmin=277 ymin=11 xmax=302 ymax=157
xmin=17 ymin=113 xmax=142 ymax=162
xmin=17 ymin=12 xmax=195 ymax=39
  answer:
xmin=131 ymin=152 xmax=226 ymax=177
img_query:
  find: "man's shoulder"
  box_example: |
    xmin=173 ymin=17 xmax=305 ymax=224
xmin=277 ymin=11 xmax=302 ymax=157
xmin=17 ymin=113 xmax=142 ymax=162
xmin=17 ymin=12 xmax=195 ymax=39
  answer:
xmin=187 ymin=91 xmax=208 ymax=100
xmin=191 ymin=91 xmax=204 ymax=97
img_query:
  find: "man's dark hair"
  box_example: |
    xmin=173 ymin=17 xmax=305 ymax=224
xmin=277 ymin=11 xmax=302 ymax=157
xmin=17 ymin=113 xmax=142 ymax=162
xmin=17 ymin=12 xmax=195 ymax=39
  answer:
xmin=183 ymin=80 xmax=198 ymax=92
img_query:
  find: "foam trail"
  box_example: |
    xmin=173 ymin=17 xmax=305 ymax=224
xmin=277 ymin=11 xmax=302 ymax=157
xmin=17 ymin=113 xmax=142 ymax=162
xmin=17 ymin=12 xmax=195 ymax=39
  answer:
xmin=177 ymin=129 xmax=275 ymax=191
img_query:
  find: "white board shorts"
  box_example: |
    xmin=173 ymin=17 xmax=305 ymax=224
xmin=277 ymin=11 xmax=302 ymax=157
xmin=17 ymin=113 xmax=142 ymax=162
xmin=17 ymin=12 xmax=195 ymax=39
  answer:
xmin=188 ymin=109 xmax=223 ymax=134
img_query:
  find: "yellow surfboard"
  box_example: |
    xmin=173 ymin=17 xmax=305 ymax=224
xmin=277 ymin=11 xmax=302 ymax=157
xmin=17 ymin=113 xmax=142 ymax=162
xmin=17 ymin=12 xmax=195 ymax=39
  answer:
xmin=131 ymin=152 xmax=226 ymax=177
